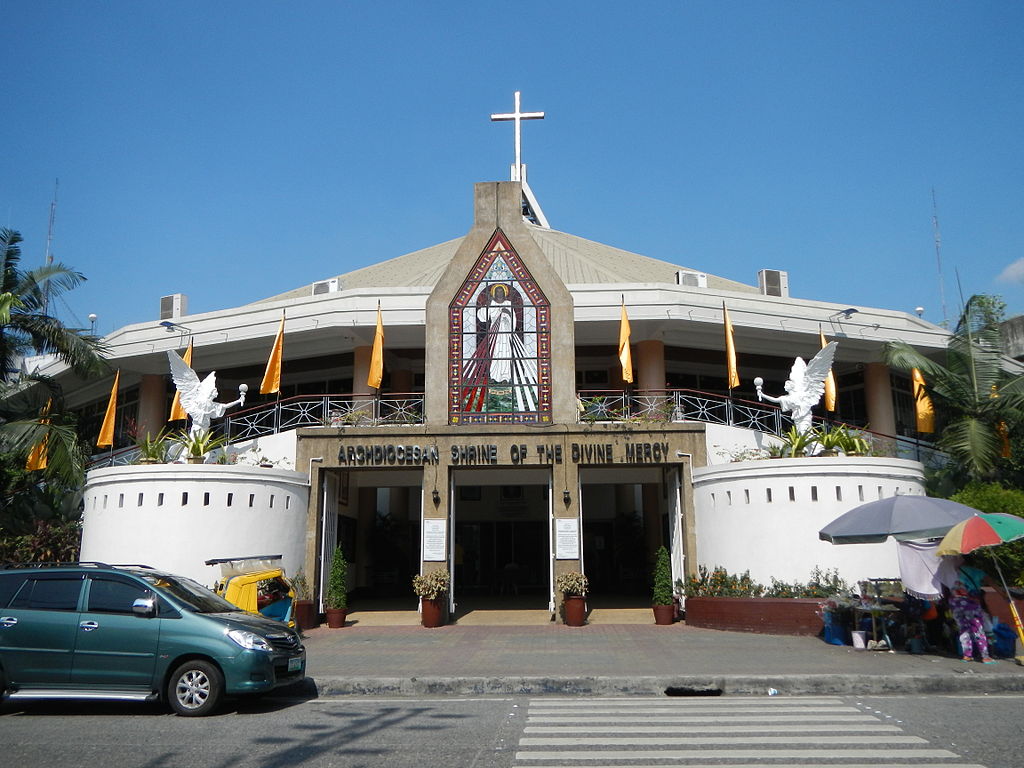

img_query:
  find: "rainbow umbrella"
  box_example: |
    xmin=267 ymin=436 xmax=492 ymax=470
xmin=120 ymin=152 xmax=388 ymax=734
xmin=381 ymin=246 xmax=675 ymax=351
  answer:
xmin=937 ymin=512 xmax=1024 ymax=662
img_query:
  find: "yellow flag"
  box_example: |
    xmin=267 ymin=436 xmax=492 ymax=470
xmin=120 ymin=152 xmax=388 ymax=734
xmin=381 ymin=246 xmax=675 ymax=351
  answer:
xmin=368 ymin=302 xmax=384 ymax=390
xmin=723 ymin=302 xmax=739 ymax=389
xmin=168 ymin=338 xmax=193 ymax=422
xmin=25 ymin=399 xmax=52 ymax=471
xmin=260 ymin=312 xmax=285 ymax=395
xmin=911 ymin=368 xmax=934 ymax=433
xmin=618 ymin=300 xmax=633 ymax=384
xmin=819 ymin=328 xmax=837 ymax=412
xmin=97 ymin=370 xmax=120 ymax=448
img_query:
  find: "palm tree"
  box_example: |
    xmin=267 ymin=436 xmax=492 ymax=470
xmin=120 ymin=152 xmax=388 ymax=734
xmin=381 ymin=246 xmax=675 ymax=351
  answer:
xmin=884 ymin=295 xmax=1024 ymax=483
xmin=0 ymin=228 xmax=108 ymax=541
xmin=0 ymin=228 xmax=107 ymax=382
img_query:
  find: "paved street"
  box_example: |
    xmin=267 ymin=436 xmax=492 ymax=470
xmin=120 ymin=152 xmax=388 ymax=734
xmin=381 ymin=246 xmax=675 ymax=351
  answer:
xmin=3 ymin=693 xmax=1022 ymax=767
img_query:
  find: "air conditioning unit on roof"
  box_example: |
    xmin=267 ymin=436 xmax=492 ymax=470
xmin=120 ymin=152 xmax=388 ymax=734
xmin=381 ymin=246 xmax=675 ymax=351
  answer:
xmin=675 ymin=270 xmax=707 ymax=288
xmin=758 ymin=269 xmax=789 ymax=298
xmin=311 ymin=278 xmax=340 ymax=296
xmin=159 ymin=293 xmax=188 ymax=320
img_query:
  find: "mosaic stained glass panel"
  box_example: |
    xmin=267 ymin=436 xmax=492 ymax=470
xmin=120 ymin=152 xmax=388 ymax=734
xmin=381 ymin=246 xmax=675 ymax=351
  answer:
xmin=449 ymin=230 xmax=551 ymax=424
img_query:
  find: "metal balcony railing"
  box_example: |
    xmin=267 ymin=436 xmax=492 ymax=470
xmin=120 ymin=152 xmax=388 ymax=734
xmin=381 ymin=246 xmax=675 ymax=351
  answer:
xmin=87 ymin=389 xmax=941 ymax=468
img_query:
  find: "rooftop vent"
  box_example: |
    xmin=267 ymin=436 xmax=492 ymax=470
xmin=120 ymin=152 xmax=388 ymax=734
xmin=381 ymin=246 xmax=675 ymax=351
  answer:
xmin=758 ymin=269 xmax=789 ymax=298
xmin=312 ymin=278 xmax=340 ymax=296
xmin=675 ymin=270 xmax=708 ymax=288
xmin=159 ymin=293 xmax=188 ymax=320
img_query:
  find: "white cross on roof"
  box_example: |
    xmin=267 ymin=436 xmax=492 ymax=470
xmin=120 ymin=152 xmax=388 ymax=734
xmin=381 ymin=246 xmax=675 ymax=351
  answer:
xmin=491 ymin=91 xmax=545 ymax=183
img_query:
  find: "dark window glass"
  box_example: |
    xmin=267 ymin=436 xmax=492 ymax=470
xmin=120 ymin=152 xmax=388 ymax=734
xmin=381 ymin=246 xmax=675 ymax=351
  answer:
xmin=87 ymin=578 xmax=150 ymax=614
xmin=0 ymin=573 xmax=26 ymax=608
xmin=10 ymin=577 xmax=82 ymax=611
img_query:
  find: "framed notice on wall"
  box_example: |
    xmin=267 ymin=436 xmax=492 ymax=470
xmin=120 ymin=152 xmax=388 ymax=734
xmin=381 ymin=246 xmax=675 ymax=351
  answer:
xmin=423 ymin=518 xmax=447 ymax=562
xmin=555 ymin=519 xmax=580 ymax=560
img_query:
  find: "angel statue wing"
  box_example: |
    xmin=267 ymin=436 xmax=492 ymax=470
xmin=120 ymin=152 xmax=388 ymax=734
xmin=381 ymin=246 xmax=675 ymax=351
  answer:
xmin=791 ymin=341 xmax=837 ymax=407
xmin=167 ymin=350 xmax=218 ymax=421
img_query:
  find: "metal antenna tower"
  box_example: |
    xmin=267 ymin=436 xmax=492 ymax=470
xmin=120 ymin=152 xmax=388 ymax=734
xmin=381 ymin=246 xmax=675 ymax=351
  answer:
xmin=42 ymin=179 xmax=59 ymax=315
xmin=931 ymin=188 xmax=948 ymax=327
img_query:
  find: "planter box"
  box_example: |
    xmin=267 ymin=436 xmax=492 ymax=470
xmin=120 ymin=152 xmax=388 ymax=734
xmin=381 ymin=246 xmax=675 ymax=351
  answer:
xmin=685 ymin=597 xmax=825 ymax=636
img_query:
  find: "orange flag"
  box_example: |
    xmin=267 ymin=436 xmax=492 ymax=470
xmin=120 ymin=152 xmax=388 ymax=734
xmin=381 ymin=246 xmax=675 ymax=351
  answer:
xmin=168 ymin=337 xmax=193 ymax=422
xmin=819 ymin=328 xmax=837 ymax=412
xmin=911 ymin=368 xmax=934 ymax=433
xmin=260 ymin=312 xmax=285 ymax=395
xmin=25 ymin=399 xmax=52 ymax=471
xmin=723 ymin=302 xmax=739 ymax=389
xmin=97 ymin=370 xmax=120 ymax=448
xmin=368 ymin=302 xmax=384 ymax=390
xmin=618 ymin=299 xmax=633 ymax=385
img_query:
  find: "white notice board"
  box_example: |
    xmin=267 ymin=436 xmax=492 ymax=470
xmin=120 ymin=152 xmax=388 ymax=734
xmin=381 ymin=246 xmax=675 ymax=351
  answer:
xmin=555 ymin=519 xmax=580 ymax=560
xmin=423 ymin=518 xmax=447 ymax=561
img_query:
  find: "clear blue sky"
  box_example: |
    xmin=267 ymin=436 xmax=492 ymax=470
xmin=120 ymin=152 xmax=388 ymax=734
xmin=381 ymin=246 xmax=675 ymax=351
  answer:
xmin=3 ymin=2 xmax=1023 ymax=335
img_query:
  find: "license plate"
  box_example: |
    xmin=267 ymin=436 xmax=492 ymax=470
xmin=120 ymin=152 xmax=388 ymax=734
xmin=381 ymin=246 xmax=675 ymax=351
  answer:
xmin=288 ymin=657 xmax=303 ymax=672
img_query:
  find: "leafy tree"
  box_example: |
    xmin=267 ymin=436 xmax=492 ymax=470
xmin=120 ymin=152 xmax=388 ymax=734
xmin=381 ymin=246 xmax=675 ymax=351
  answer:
xmin=951 ymin=483 xmax=1024 ymax=587
xmin=884 ymin=295 xmax=1024 ymax=486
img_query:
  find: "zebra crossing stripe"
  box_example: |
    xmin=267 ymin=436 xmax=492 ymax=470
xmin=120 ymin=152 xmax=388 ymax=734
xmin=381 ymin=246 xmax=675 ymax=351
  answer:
xmin=527 ymin=713 xmax=881 ymax=723
xmin=519 ymin=735 xmax=926 ymax=746
xmin=514 ymin=747 xmax=960 ymax=761
xmin=527 ymin=706 xmax=863 ymax=714
xmin=524 ymin=723 xmax=902 ymax=733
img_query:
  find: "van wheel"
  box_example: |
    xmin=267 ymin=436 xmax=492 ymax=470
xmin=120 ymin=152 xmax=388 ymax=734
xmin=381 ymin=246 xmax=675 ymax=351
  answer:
xmin=167 ymin=660 xmax=223 ymax=717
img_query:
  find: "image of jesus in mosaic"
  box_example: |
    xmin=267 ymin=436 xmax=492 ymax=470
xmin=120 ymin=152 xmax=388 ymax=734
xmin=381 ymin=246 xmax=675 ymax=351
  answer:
xmin=461 ymin=281 xmax=539 ymax=413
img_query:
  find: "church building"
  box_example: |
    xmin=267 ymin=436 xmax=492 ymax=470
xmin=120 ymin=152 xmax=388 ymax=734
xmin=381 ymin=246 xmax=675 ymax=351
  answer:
xmin=64 ymin=97 xmax=950 ymax=620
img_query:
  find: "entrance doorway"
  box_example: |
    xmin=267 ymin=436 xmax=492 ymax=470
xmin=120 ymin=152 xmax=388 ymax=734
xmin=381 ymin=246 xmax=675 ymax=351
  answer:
xmin=579 ymin=466 xmax=675 ymax=611
xmin=452 ymin=468 xmax=551 ymax=615
xmin=320 ymin=469 xmax=423 ymax=613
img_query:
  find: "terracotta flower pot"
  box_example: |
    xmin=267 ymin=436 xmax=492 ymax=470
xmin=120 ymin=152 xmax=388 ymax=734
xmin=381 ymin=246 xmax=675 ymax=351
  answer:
xmin=293 ymin=599 xmax=318 ymax=630
xmin=653 ymin=604 xmax=675 ymax=625
xmin=420 ymin=597 xmax=446 ymax=628
xmin=325 ymin=607 xmax=347 ymax=628
xmin=563 ymin=595 xmax=587 ymax=626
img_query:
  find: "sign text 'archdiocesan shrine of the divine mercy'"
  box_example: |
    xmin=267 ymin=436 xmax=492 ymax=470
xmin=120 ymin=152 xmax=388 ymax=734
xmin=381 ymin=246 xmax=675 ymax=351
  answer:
xmin=337 ymin=441 xmax=673 ymax=466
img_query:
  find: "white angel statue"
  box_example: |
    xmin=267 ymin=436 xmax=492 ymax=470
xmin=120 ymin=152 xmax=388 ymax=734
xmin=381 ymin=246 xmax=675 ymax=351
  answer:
xmin=167 ymin=350 xmax=247 ymax=438
xmin=754 ymin=341 xmax=837 ymax=435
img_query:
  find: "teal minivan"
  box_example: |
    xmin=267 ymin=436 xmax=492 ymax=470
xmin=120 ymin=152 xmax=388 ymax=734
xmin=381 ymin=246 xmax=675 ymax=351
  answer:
xmin=0 ymin=562 xmax=305 ymax=716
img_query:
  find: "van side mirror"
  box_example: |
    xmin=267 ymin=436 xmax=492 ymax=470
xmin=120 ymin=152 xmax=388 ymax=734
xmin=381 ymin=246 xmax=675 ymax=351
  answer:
xmin=132 ymin=597 xmax=157 ymax=618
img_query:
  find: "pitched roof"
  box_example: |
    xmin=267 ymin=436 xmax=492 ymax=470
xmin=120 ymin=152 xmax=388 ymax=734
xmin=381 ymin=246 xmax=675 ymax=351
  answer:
xmin=253 ymin=225 xmax=757 ymax=304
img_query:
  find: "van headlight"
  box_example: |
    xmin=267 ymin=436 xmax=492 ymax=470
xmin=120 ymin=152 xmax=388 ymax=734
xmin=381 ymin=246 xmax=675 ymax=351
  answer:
xmin=227 ymin=629 xmax=272 ymax=651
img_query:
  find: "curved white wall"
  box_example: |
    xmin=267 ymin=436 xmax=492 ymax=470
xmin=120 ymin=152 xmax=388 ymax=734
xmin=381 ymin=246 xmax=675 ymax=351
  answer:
xmin=691 ymin=457 xmax=925 ymax=587
xmin=82 ymin=464 xmax=309 ymax=588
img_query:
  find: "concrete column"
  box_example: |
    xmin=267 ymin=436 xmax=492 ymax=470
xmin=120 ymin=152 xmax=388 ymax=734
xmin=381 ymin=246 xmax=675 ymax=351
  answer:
xmin=136 ymin=374 xmax=167 ymax=440
xmin=553 ymin=461 xmax=581 ymax=622
xmin=635 ymin=340 xmax=666 ymax=393
xmin=864 ymin=363 xmax=897 ymax=436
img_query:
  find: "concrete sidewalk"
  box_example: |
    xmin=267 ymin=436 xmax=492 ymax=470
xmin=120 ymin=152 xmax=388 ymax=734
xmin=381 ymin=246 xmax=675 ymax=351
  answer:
xmin=299 ymin=618 xmax=1024 ymax=698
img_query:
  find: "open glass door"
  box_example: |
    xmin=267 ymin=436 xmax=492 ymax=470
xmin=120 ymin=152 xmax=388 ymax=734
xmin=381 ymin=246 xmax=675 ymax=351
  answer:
xmin=667 ymin=466 xmax=685 ymax=588
xmin=318 ymin=472 xmax=339 ymax=613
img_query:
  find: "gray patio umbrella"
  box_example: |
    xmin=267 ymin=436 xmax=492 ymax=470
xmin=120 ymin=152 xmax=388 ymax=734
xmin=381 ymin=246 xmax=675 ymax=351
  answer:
xmin=819 ymin=495 xmax=979 ymax=544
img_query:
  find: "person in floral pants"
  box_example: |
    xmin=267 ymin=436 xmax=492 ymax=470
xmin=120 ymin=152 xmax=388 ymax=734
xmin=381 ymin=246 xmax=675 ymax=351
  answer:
xmin=950 ymin=565 xmax=994 ymax=663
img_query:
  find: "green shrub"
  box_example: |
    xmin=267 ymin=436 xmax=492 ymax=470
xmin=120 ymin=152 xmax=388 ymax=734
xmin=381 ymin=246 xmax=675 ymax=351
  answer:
xmin=326 ymin=546 xmax=347 ymax=609
xmin=682 ymin=565 xmax=850 ymax=599
xmin=652 ymin=546 xmax=674 ymax=605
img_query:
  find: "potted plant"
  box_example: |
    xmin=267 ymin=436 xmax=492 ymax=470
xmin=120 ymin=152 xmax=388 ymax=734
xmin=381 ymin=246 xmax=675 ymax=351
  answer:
xmin=815 ymin=424 xmax=871 ymax=456
xmin=555 ymin=571 xmax=589 ymax=626
xmin=325 ymin=546 xmax=348 ymax=628
xmin=652 ymin=546 xmax=674 ymax=625
xmin=135 ymin=429 xmax=170 ymax=464
xmin=290 ymin=569 xmax=318 ymax=630
xmin=172 ymin=429 xmax=228 ymax=463
xmin=412 ymin=568 xmax=450 ymax=628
